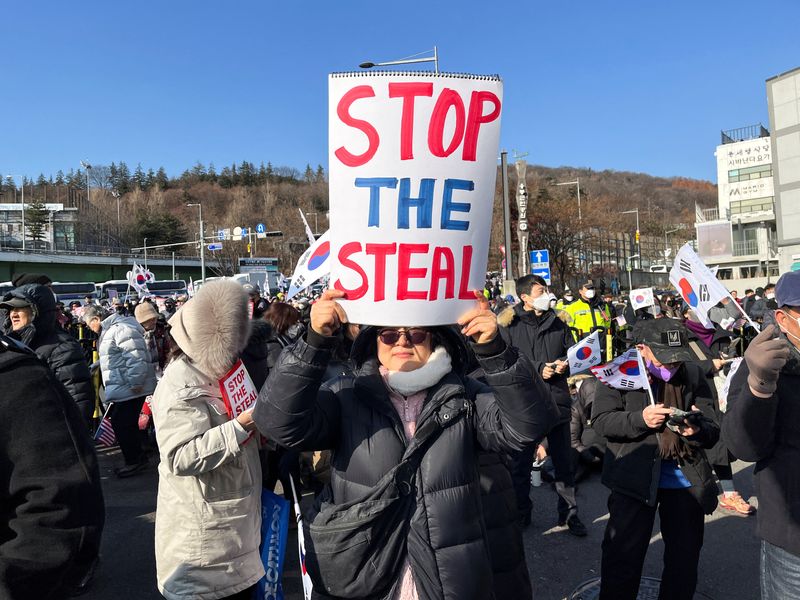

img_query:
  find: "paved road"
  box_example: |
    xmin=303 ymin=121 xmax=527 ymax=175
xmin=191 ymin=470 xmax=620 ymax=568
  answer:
xmin=85 ymin=449 xmax=759 ymax=600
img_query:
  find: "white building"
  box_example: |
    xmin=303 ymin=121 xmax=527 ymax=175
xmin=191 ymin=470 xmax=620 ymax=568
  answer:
xmin=767 ymin=66 xmax=800 ymax=273
xmin=695 ymin=125 xmax=778 ymax=290
xmin=0 ymin=203 xmax=79 ymax=251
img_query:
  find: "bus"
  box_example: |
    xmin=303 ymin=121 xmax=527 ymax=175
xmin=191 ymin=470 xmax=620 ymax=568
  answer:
xmin=98 ymin=280 xmax=135 ymax=301
xmin=146 ymin=280 xmax=188 ymax=298
xmin=51 ymin=282 xmax=100 ymax=303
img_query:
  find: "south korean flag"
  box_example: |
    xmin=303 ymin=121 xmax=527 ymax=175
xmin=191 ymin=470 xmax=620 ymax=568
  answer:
xmin=567 ymin=330 xmax=602 ymax=374
xmin=591 ymin=348 xmax=650 ymax=391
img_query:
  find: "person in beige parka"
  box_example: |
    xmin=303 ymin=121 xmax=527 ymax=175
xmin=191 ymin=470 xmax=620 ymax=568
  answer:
xmin=151 ymin=279 xmax=262 ymax=600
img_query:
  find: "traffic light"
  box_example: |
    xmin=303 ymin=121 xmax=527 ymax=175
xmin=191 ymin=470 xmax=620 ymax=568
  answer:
xmin=635 ymin=229 xmax=640 ymax=243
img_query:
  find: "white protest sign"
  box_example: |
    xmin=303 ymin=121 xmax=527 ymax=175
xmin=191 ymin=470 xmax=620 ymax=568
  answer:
xmin=328 ymin=72 xmax=503 ymax=326
xmin=218 ymin=359 xmax=258 ymax=419
xmin=288 ymin=230 xmax=331 ymax=299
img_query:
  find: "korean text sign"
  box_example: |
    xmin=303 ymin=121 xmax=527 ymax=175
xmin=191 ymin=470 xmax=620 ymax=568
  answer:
xmin=328 ymin=72 xmax=503 ymax=325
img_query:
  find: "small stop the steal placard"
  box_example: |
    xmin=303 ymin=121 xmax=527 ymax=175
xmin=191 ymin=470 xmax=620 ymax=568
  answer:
xmin=218 ymin=359 xmax=258 ymax=419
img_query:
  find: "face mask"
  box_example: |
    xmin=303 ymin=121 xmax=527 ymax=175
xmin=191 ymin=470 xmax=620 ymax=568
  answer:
xmin=646 ymin=359 xmax=679 ymax=381
xmin=585 ymin=290 xmax=596 ymax=300
xmin=767 ymin=293 xmax=775 ymax=300
xmin=777 ymin=311 xmax=800 ymax=347
xmin=532 ymin=294 xmax=552 ymax=312
xmin=564 ymin=294 xmax=573 ymax=302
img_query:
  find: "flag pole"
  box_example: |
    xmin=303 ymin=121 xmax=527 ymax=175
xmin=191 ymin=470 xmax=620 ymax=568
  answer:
xmin=93 ymin=402 xmax=114 ymax=441
xmin=634 ymin=348 xmax=656 ymax=406
xmin=726 ymin=295 xmax=761 ymax=333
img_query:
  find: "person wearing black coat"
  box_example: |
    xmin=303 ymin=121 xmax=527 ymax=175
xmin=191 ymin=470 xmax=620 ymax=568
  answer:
xmin=498 ymin=274 xmax=586 ymax=535
xmin=569 ymin=375 xmax=605 ymax=482
xmin=253 ymin=290 xmax=556 ymax=600
xmin=592 ymin=319 xmax=720 ymax=600
xmin=682 ymin=308 xmax=755 ymax=515
xmin=1 ymin=283 xmax=95 ymax=426
xmin=0 ymin=333 xmax=105 ymax=599
xmin=723 ymin=273 xmax=800 ymax=600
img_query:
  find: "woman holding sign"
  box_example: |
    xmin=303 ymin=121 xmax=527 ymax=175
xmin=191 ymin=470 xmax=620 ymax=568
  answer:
xmin=254 ymin=289 xmax=556 ymax=600
xmin=150 ymin=279 xmax=263 ymax=600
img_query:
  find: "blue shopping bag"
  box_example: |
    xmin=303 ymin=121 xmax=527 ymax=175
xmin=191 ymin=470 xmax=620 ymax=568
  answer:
xmin=254 ymin=489 xmax=290 ymax=600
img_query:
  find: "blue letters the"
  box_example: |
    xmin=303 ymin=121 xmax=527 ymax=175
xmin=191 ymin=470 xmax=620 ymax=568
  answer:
xmin=398 ymin=178 xmax=434 ymax=229
xmin=441 ymin=179 xmax=474 ymax=231
xmin=354 ymin=177 xmax=398 ymax=227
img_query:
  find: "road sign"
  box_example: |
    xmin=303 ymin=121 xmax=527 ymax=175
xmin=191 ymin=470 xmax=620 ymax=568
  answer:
xmin=208 ymin=243 xmax=223 ymax=251
xmin=217 ymin=229 xmax=225 ymax=241
xmin=233 ymin=226 xmax=242 ymax=237
xmin=529 ymin=249 xmax=551 ymax=284
xmin=531 ymin=267 xmax=551 ymax=284
xmin=530 ymin=249 xmax=549 ymax=264
xmin=255 ymin=223 xmax=266 ymax=234
xmin=241 ymin=227 xmax=248 ymax=239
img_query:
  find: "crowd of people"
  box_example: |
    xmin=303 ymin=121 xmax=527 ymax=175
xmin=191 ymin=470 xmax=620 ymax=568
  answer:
xmin=0 ymin=267 xmax=798 ymax=600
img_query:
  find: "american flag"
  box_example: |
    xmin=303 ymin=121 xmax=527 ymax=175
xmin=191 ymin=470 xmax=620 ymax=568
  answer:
xmin=94 ymin=406 xmax=117 ymax=448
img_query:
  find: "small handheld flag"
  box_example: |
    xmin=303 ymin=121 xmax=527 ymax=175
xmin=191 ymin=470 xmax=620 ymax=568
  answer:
xmin=93 ymin=404 xmax=117 ymax=448
xmin=591 ymin=348 xmax=650 ymax=391
xmin=567 ymin=330 xmax=602 ymax=374
xmin=629 ymin=287 xmax=655 ymax=311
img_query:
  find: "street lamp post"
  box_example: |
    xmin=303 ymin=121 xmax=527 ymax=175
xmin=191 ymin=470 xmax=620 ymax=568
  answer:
xmin=499 ymin=151 xmax=515 ymax=283
xmin=144 ymin=237 xmax=148 ymax=269
xmin=664 ymin=228 xmax=680 ymax=263
xmin=555 ymin=178 xmax=582 ymax=273
xmin=112 ymin=190 xmax=121 ymax=237
xmin=622 ymin=209 xmax=640 ymax=269
xmin=4 ymin=175 xmax=26 ymax=252
xmin=187 ymin=203 xmax=205 ymax=283
xmin=359 ymin=47 xmax=439 ymax=73
xmin=627 ymin=254 xmax=640 ymax=292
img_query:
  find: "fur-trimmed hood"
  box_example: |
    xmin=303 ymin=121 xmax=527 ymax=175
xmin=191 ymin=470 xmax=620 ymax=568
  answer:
xmin=168 ymin=279 xmax=251 ymax=379
xmin=497 ymin=304 xmax=572 ymax=328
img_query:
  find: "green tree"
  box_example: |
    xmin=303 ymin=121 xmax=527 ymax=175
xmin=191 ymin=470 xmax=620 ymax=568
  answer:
xmin=304 ymin=163 xmax=314 ymax=183
xmin=207 ymin=163 xmax=217 ymax=182
xmin=25 ymin=198 xmax=50 ymax=243
xmin=55 ymin=170 xmax=65 ymax=186
xmin=315 ymin=164 xmax=326 ymax=183
xmin=116 ymin=162 xmax=131 ymax=194
xmin=134 ymin=211 xmax=188 ymax=246
xmin=155 ymin=167 xmax=169 ymax=190
xmin=134 ymin=163 xmax=147 ymax=189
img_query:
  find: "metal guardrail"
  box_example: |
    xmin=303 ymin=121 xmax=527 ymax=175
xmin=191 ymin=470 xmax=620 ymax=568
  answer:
xmin=0 ymin=242 xmax=199 ymax=262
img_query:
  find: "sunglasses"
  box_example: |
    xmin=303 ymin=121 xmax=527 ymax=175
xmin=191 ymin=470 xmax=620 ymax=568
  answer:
xmin=377 ymin=328 xmax=430 ymax=345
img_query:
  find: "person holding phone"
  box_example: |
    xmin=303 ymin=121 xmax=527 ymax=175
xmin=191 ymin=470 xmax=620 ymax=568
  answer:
xmin=592 ymin=319 xmax=720 ymax=600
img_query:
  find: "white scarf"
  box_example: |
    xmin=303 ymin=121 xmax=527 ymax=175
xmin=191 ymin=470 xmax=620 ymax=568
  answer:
xmin=384 ymin=346 xmax=453 ymax=396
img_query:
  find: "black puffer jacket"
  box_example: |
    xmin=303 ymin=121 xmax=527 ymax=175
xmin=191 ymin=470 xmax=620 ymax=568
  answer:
xmin=240 ymin=319 xmax=273 ymax=391
xmin=723 ymin=325 xmax=800 ymax=557
xmin=254 ymin=328 xmax=555 ymax=600
xmin=0 ymin=335 xmax=104 ymax=599
xmin=498 ymin=304 xmax=573 ymax=419
xmin=2 ymin=285 xmax=94 ymax=411
xmin=591 ymin=363 xmax=721 ymax=513
xmin=570 ymin=376 xmax=605 ymax=453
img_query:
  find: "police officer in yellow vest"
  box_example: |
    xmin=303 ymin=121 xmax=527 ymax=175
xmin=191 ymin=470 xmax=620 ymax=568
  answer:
xmin=564 ymin=280 xmax=613 ymax=358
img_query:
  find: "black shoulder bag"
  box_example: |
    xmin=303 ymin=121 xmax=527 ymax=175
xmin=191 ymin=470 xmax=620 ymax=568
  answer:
xmin=304 ymin=407 xmax=462 ymax=599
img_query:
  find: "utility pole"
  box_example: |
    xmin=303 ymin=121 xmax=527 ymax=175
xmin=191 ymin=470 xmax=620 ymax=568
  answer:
xmin=500 ymin=151 xmax=515 ymax=286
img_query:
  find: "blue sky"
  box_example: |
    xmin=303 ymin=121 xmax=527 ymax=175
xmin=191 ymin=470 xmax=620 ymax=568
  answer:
xmin=2 ymin=0 xmax=798 ymax=183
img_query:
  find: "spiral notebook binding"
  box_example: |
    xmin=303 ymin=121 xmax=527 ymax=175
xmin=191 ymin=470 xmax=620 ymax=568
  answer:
xmin=330 ymin=71 xmax=501 ymax=81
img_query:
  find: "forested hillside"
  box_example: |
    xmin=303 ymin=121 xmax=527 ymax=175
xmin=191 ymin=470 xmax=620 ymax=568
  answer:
xmin=3 ymin=161 xmax=717 ymax=277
